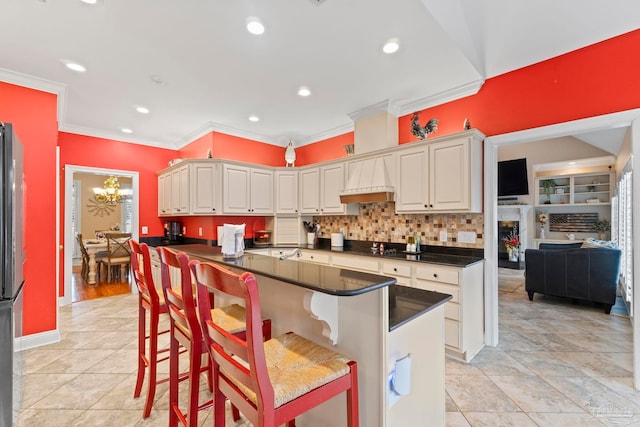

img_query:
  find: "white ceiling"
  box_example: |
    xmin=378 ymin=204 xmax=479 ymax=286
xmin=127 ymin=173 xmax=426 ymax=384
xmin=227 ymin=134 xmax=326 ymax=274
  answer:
xmin=0 ymin=0 xmax=638 ymax=150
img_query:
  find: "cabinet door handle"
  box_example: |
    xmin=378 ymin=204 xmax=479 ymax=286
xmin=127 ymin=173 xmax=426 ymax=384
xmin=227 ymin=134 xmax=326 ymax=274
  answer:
xmin=393 ymin=267 xmax=398 ymax=272
xmin=433 ymin=273 xmax=438 ymax=278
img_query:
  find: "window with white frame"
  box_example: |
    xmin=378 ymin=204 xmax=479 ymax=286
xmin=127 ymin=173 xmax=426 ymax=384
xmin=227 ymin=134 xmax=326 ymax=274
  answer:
xmin=613 ymin=164 xmax=633 ymax=316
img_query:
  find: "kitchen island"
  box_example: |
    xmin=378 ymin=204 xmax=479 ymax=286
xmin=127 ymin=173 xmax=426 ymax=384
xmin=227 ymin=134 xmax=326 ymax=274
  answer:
xmin=167 ymin=244 xmax=451 ymax=427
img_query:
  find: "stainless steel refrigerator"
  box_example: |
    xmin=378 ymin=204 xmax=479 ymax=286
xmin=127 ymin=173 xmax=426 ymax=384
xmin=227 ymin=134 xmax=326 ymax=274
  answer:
xmin=0 ymin=122 xmax=25 ymax=427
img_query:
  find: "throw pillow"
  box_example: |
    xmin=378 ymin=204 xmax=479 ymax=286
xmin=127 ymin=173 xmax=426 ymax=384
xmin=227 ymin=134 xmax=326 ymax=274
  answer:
xmin=581 ymin=237 xmax=618 ymax=249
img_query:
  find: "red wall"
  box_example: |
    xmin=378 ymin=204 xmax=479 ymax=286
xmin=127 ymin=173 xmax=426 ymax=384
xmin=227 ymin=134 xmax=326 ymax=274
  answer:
xmin=59 ymin=132 xmax=177 ymax=238
xmin=0 ymin=82 xmax=58 ymax=336
xmin=296 ymin=132 xmax=354 ymax=166
xmin=210 ymin=132 xmax=284 ymax=166
xmin=398 ymin=29 xmax=640 ymax=143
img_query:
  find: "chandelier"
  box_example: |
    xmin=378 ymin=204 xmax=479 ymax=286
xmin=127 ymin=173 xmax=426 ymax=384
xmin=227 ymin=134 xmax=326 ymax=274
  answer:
xmin=93 ymin=176 xmax=130 ymax=203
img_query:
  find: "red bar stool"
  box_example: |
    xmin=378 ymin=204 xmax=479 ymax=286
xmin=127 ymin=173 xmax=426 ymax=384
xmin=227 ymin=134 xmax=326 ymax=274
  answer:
xmin=157 ymin=248 xmax=272 ymax=427
xmin=129 ymin=240 xmax=172 ymax=418
xmin=190 ymin=260 xmax=359 ymax=427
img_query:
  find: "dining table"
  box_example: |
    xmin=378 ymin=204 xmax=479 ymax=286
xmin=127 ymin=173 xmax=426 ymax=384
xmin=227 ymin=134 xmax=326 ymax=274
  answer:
xmin=82 ymin=239 xmax=108 ymax=285
xmin=82 ymin=233 xmax=131 ymax=284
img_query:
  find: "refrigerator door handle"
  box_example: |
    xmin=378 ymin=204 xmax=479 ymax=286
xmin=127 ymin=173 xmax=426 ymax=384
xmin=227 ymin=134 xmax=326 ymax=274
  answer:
xmin=12 ymin=280 xmax=25 ymax=302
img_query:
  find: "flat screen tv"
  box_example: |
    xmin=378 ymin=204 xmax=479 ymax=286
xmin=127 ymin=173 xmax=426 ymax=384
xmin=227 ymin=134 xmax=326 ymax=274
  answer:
xmin=498 ymin=158 xmax=529 ymax=197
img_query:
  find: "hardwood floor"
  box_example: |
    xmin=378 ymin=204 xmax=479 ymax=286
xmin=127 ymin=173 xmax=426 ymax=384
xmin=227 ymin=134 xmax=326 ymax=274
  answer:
xmin=71 ymin=265 xmax=132 ymax=303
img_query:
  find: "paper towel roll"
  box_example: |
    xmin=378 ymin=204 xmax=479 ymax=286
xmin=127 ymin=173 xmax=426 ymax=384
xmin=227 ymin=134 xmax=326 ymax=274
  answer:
xmin=391 ymin=354 xmax=411 ymax=396
xmin=331 ymin=233 xmax=344 ymax=248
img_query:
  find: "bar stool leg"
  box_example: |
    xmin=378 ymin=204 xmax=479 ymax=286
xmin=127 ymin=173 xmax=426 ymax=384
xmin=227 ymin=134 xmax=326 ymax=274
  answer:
xmin=134 ymin=303 xmax=146 ymax=399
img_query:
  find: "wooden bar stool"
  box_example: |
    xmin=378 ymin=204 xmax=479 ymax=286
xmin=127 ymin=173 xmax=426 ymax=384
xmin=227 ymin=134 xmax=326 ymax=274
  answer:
xmin=157 ymin=248 xmax=272 ymax=427
xmin=129 ymin=240 xmax=175 ymax=418
xmin=190 ymin=260 xmax=359 ymax=427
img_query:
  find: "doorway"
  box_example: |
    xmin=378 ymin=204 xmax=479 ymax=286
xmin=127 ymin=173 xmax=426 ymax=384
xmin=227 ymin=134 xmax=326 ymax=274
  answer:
xmin=484 ymin=108 xmax=640 ymax=390
xmin=62 ymin=165 xmax=140 ymax=306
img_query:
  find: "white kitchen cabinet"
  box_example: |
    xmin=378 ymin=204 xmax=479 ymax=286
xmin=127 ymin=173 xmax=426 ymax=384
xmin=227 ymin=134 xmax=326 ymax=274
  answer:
xmin=190 ymin=161 xmax=220 ymax=215
xmin=158 ymin=171 xmax=172 ymax=216
xmin=395 ymin=130 xmax=483 ymax=213
xmin=380 ymin=259 xmax=412 ymax=287
xmin=299 ymin=164 xmax=357 ymax=215
xmin=275 ymin=170 xmax=299 ymax=214
xmin=414 ymin=261 xmax=484 ymax=362
xmin=396 ymin=146 xmax=429 ymax=212
xmin=222 ymin=163 xmax=274 ymax=214
xmin=170 ymin=164 xmax=190 ymax=215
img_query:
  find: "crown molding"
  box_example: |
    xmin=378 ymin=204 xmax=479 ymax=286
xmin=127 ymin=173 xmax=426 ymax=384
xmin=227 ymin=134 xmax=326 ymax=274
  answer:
xmin=395 ymin=78 xmax=485 ymax=116
xmin=297 ymin=122 xmax=355 ymax=146
xmin=59 ymin=123 xmax=174 ymax=149
xmin=0 ymin=67 xmax=68 ymax=124
xmin=178 ymin=121 xmax=279 ymax=148
xmin=347 ymin=100 xmax=401 ymax=122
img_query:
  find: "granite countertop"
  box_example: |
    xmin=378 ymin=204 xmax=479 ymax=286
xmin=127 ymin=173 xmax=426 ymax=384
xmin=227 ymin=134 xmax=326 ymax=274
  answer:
xmin=169 ymin=244 xmax=453 ymax=331
xmin=272 ymin=245 xmax=484 ymax=268
xmin=169 ymin=244 xmax=397 ymax=296
xmin=389 ymin=285 xmax=452 ymax=331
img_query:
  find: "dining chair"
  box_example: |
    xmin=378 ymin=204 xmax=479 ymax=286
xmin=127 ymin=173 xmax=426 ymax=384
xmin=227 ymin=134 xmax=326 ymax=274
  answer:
xmin=76 ymin=233 xmax=107 ymax=281
xmin=129 ymin=240 xmax=173 ymax=419
xmin=190 ymin=260 xmax=359 ymax=427
xmin=105 ymin=232 xmax=132 ymax=282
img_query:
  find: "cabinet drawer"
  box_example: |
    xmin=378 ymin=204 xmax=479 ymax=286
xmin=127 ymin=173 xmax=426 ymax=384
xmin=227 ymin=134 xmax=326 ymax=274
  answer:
xmin=299 ymin=251 xmax=330 ymax=264
xmin=444 ymin=302 xmax=460 ymax=321
xmin=414 ymin=280 xmax=459 ymax=303
xmin=415 ymin=265 xmax=459 ymax=285
xmin=381 ymin=262 xmax=411 ymax=278
xmin=332 ymin=255 xmax=379 ymax=273
xmin=444 ymin=319 xmax=460 ymax=348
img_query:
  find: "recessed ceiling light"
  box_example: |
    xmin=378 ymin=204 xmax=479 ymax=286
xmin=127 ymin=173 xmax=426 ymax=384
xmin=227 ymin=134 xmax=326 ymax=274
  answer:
xmin=136 ymin=106 xmax=150 ymax=114
xmin=568 ymin=161 xmax=577 ymax=165
xmin=382 ymin=38 xmax=400 ymax=54
xmin=62 ymin=60 xmax=86 ymax=72
xmin=246 ymin=17 xmax=265 ymax=35
xmin=121 ymin=128 xmax=133 ymax=134
xmin=80 ymin=0 xmax=98 ymax=4
xmin=248 ymin=115 xmax=260 ymax=122
xmin=297 ymin=86 xmax=311 ymax=97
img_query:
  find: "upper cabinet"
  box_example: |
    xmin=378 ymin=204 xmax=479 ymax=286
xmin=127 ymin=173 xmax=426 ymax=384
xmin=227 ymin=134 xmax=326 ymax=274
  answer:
xmin=535 ymin=171 xmax=614 ymax=206
xmin=299 ymin=164 xmax=358 ymax=215
xmin=156 ymin=129 xmax=484 ymax=218
xmin=158 ymin=164 xmax=189 ymax=216
xmin=222 ymin=163 xmax=274 ymax=215
xmin=275 ymin=170 xmax=299 ymax=214
xmin=170 ymin=164 xmax=190 ymax=215
xmin=190 ymin=161 xmax=220 ymax=215
xmin=396 ymin=130 xmax=483 ymax=213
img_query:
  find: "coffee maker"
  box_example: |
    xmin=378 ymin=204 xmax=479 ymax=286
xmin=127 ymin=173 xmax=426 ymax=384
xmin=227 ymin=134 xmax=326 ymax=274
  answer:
xmin=164 ymin=221 xmax=183 ymax=243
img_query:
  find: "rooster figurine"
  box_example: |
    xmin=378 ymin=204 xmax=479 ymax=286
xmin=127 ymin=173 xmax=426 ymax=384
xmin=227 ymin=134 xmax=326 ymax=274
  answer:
xmin=410 ymin=112 xmax=439 ymax=140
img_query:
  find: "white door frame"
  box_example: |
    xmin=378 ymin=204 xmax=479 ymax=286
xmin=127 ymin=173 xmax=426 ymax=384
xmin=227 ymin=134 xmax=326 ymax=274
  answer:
xmin=61 ymin=165 xmax=140 ymax=306
xmin=484 ymin=108 xmax=640 ymax=390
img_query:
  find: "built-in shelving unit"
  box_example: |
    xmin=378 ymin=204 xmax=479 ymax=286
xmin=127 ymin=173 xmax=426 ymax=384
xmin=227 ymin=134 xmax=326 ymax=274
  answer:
xmin=535 ymin=172 xmax=613 ymax=206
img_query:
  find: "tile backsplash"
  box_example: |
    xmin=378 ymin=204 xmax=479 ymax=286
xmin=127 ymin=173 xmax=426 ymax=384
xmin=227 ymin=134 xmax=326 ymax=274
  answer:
xmin=313 ymin=202 xmax=484 ymax=249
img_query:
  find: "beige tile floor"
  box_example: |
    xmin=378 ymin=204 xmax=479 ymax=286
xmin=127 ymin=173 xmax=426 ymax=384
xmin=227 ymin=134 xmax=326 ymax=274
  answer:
xmin=17 ymin=269 xmax=639 ymax=426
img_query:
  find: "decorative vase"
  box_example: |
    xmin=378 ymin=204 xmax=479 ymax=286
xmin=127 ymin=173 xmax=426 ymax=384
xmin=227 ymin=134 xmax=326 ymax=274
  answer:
xmin=510 ymin=249 xmax=519 ymax=262
xmin=540 ymin=226 xmax=545 ymax=239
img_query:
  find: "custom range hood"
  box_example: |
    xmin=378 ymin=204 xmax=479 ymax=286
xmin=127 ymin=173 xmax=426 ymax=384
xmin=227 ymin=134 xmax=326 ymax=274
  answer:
xmin=339 ymin=102 xmax=397 ymax=204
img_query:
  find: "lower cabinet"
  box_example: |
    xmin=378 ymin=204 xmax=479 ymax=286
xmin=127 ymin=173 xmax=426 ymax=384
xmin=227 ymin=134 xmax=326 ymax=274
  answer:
xmin=414 ymin=261 xmax=484 ymax=362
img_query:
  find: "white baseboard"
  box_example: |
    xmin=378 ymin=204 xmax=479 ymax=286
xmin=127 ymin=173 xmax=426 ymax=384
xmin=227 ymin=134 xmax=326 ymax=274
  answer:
xmin=15 ymin=329 xmax=61 ymax=352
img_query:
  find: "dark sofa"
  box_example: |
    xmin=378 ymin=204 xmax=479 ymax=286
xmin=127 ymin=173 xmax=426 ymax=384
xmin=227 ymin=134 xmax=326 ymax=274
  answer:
xmin=524 ymin=243 xmax=622 ymax=314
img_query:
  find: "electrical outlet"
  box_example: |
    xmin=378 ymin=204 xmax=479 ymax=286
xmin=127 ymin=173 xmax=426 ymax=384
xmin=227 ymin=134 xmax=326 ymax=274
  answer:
xmin=183 ymin=226 xmax=186 ymax=235
xmin=439 ymin=230 xmax=447 ymax=242
xmin=199 ymin=227 xmax=203 ymax=236
xmin=457 ymin=231 xmax=477 ymax=244
xmin=141 ymin=226 xmax=148 ymax=235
